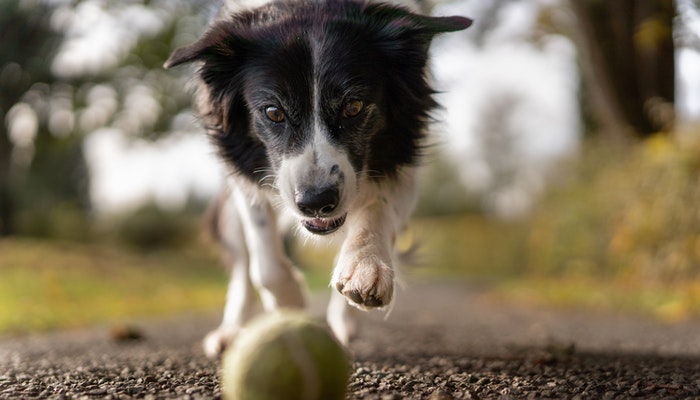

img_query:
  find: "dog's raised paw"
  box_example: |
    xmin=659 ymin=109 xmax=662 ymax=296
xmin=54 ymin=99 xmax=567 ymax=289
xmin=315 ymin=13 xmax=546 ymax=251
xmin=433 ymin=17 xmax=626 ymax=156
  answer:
xmin=332 ymin=254 xmax=394 ymax=309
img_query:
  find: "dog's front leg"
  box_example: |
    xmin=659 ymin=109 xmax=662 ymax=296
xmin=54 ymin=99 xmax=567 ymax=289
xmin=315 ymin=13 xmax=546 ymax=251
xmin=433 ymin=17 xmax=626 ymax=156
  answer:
xmin=331 ymin=198 xmax=396 ymax=311
xmin=231 ymin=184 xmax=306 ymax=311
xmin=330 ymin=172 xmax=417 ymax=338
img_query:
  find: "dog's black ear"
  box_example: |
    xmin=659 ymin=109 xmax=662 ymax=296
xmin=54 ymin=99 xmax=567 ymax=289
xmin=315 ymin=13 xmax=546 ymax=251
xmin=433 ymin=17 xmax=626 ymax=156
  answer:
xmin=163 ymin=42 xmax=207 ymax=69
xmin=163 ymin=25 xmax=238 ymax=69
xmin=413 ymin=14 xmax=473 ymax=35
xmin=366 ymin=4 xmax=472 ymax=43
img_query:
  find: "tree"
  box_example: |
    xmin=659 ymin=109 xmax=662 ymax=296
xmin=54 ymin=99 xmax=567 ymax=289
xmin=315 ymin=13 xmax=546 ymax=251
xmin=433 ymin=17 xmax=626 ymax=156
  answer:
xmin=1 ymin=0 xmax=213 ymax=237
xmin=570 ymin=0 xmax=676 ymax=140
xmin=0 ymin=0 xmax=63 ymax=235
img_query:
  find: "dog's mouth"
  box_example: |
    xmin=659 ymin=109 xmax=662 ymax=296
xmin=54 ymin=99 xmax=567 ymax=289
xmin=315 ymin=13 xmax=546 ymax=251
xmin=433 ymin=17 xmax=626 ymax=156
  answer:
xmin=302 ymin=213 xmax=347 ymax=235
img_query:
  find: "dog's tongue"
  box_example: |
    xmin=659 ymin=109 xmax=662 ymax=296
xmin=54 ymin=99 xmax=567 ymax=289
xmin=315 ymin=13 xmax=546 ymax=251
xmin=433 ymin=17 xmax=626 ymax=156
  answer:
xmin=309 ymin=218 xmax=332 ymax=230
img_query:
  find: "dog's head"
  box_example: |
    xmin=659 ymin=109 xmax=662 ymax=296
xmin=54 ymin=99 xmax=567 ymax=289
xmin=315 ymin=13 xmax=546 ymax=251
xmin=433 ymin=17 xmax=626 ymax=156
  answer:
xmin=165 ymin=0 xmax=471 ymax=235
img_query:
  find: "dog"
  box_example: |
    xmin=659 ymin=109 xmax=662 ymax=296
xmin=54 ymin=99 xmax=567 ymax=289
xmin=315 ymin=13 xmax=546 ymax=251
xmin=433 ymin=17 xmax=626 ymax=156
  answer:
xmin=165 ymin=0 xmax=471 ymax=357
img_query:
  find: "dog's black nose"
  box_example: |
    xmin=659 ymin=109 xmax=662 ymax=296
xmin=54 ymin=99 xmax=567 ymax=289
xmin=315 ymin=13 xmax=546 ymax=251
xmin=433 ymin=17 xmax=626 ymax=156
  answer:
xmin=295 ymin=187 xmax=339 ymax=217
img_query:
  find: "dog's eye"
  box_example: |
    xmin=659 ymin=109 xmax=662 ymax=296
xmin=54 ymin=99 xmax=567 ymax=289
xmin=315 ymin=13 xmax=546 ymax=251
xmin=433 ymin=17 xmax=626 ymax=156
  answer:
xmin=264 ymin=106 xmax=286 ymax=123
xmin=342 ymin=100 xmax=364 ymax=118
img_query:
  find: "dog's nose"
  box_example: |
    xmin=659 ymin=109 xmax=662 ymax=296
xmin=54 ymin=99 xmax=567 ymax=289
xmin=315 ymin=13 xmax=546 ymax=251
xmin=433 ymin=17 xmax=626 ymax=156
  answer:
xmin=295 ymin=187 xmax=339 ymax=217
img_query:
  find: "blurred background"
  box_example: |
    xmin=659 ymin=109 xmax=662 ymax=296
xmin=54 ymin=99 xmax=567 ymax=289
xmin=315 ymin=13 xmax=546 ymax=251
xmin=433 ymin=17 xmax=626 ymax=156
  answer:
xmin=1 ymin=0 xmax=699 ymax=335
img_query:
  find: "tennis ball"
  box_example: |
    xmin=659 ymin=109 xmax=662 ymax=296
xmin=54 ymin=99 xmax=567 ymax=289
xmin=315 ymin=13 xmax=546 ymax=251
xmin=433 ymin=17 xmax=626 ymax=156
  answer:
xmin=221 ymin=311 xmax=351 ymax=400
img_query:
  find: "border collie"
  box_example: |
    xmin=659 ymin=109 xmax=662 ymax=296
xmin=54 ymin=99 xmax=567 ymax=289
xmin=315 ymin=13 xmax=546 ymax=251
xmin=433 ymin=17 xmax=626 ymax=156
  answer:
xmin=165 ymin=0 xmax=471 ymax=357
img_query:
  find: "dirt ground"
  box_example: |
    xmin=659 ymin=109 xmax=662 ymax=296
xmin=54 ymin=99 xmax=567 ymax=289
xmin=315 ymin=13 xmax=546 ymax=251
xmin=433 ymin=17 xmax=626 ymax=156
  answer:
xmin=2 ymin=282 xmax=700 ymax=399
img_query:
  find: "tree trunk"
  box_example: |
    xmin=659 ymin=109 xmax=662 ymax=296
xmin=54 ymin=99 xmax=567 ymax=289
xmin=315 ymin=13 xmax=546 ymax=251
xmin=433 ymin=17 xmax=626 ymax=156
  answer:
xmin=0 ymin=109 xmax=13 ymax=236
xmin=571 ymin=0 xmax=676 ymax=140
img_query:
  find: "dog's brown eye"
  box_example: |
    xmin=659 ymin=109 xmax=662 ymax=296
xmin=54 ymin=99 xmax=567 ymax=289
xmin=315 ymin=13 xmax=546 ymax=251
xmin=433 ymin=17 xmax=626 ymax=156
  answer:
xmin=264 ymin=106 xmax=286 ymax=123
xmin=342 ymin=100 xmax=364 ymax=118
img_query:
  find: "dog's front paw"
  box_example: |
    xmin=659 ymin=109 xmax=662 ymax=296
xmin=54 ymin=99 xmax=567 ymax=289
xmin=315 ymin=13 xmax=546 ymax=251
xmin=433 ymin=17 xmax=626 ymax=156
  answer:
xmin=202 ymin=325 xmax=240 ymax=358
xmin=332 ymin=254 xmax=394 ymax=309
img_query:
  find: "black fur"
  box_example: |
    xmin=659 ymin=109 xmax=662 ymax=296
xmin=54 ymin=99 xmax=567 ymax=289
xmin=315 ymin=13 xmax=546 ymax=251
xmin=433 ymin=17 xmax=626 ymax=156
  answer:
xmin=165 ymin=0 xmax=471 ymax=184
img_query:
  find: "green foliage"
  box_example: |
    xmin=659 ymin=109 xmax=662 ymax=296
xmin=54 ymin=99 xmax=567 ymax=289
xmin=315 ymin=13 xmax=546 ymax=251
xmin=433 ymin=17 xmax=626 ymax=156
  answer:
xmin=16 ymin=202 xmax=94 ymax=242
xmin=0 ymin=0 xmax=60 ymax=88
xmin=112 ymin=203 xmax=199 ymax=252
xmin=415 ymin=153 xmax=485 ymax=216
xmin=526 ymin=135 xmax=700 ymax=283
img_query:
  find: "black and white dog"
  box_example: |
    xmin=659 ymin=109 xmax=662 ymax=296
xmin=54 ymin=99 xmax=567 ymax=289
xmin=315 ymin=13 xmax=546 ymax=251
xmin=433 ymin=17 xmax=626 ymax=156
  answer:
xmin=165 ymin=0 xmax=470 ymax=357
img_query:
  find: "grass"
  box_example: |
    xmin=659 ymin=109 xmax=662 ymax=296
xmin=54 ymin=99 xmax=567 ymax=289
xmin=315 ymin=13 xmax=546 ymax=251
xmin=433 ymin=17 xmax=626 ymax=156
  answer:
xmin=0 ymin=238 xmax=229 ymax=334
xmin=496 ymin=276 xmax=700 ymax=322
xmin=0 ymin=236 xmax=338 ymax=336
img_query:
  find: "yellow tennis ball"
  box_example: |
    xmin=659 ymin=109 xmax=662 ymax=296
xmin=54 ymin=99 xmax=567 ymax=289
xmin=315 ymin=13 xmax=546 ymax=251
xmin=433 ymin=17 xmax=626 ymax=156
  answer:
xmin=221 ymin=311 xmax=351 ymax=400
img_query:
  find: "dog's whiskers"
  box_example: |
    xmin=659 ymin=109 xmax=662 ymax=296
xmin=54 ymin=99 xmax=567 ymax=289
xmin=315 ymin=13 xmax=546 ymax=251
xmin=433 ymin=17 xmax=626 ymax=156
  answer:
xmin=292 ymin=223 xmax=306 ymax=240
xmin=359 ymin=169 xmax=387 ymax=182
xmin=269 ymin=196 xmax=287 ymax=212
xmin=259 ymin=176 xmax=278 ymax=189
xmin=254 ymin=168 xmax=279 ymax=189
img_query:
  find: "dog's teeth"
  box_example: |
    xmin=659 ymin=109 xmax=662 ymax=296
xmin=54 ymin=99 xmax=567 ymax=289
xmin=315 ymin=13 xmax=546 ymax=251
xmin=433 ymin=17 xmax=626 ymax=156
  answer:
xmin=302 ymin=213 xmax=347 ymax=234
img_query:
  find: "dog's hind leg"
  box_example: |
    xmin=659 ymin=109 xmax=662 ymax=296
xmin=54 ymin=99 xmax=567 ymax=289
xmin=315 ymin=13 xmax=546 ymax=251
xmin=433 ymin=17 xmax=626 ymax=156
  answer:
xmin=231 ymin=183 xmax=306 ymax=312
xmin=202 ymin=190 xmax=257 ymax=358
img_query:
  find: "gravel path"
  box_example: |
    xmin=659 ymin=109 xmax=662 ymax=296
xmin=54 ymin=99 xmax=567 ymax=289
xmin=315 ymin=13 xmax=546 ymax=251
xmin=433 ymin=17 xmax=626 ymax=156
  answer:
xmin=2 ymin=282 xmax=700 ymax=399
